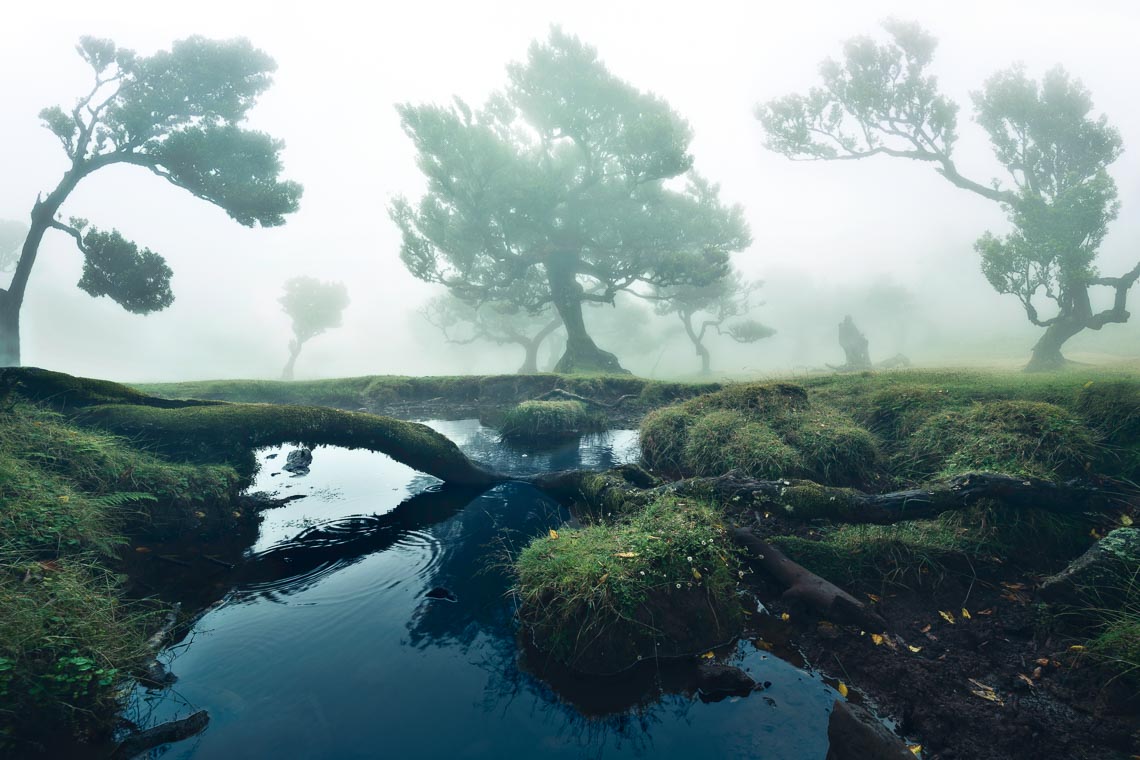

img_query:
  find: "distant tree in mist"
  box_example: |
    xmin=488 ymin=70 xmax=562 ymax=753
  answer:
xmin=758 ymin=21 xmax=1139 ymax=371
xmin=649 ymin=271 xmax=774 ymax=375
xmin=0 ymin=36 xmax=302 ymax=367
xmin=422 ymin=293 xmax=562 ymax=375
xmin=0 ymin=221 xmax=28 ymax=274
xmin=279 ymin=277 xmax=349 ymax=381
xmin=392 ymin=27 xmax=750 ymax=374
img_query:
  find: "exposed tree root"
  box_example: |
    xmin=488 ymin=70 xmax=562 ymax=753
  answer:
xmin=528 ymin=469 xmax=1126 ymax=523
xmin=732 ymin=527 xmax=887 ymax=631
xmin=112 ymin=710 xmax=209 ymax=759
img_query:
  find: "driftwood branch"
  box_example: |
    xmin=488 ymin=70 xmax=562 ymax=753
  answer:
xmin=530 ymin=388 xmax=639 ymax=409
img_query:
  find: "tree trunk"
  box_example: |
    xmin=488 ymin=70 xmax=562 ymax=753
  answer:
xmin=518 ymin=315 xmax=563 ymax=375
xmin=680 ymin=311 xmax=712 ymax=375
xmin=835 ymin=315 xmax=871 ymax=370
xmin=0 ymin=291 xmax=19 ymax=368
xmin=280 ymin=340 xmax=302 ymax=381
xmin=1025 ymin=317 xmax=1084 ymax=372
xmin=544 ymin=254 xmax=628 ymax=374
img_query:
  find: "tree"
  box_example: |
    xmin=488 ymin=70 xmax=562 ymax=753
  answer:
xmin=0 ymin=36 xmax=302 ymax=367
xmin=649 ymin=271 xmax=774 ymax=374
xmin=757 ymin=21 xmax=1139 ymax=371
xmin=422 ymin=293 xmax=562 ymax=375
xmin=279 ymin=277 xmax=349 ymax=380
xmin=392 ymin=28 xmax=750 ymax=374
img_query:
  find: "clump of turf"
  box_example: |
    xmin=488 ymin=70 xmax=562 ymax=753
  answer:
xmin=514 ymin=497 xmax=742 ymax=674
xmin=903 ymin=400 xmax=1100 ymax=481
xmin=499 ymin=400 xmax=598 ymax=441
xmin=1076 ymin=380 xmax=1140 ymax=480
xmin=639 ymin=382 xmax=880 ymax=486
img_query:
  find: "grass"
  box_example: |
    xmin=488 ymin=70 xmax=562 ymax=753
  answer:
xmin=640 ymin=381 xmax=881 ymax=486
xmin=499 ymin=400 xmax=599 ymax=440
xmin=514 ymin=496 xmax=742 ymax=674
xmin=0 ymin=400 xmax=244 ymax=750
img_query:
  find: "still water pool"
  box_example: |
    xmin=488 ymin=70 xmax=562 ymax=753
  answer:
xmin=131 ymin=420 xmax=840 ymax=758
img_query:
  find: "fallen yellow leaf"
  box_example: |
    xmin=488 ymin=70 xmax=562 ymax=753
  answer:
xmin=908 ymin=745 xmax=922 ymax=757
xmin=1122 ymin=515 xmax=1134 ymax=526
xmin=701 ymin=651 xmax=715 ymax=659
xmin=908 ymin=645 xmax=923 ymax=653
xmin=871 ymin=633 xmax=885 ymax=646
xmin=692 ymin=567 xmax=702 ymax=580
xmin=780 ymin=612 xmax=790 ymax=621
xmin=58 ymin=495 xmax=70 ymax=503
xmin=1069 ymin=645 xmax=1086 ymax=652
xmin=969 ymin=688 xmax=1004 ymax=705
xmin=598 ymin=573 xmax=609 ymax=584
xmin=549 ymin=529 xmax=559 ymax=540
xmin=961 ymin=608 xmax=972 ymax=620
xmin=756 ymin=640 xmax=773 ymax=651
xmin=837 ymin=681 xmax=848 ymax=698
xmin=614 ymin=551 xmax=639 ymax=558
xmin=1017 ymin=674 xmax=1035 ymax=687
xmin=939 ymin=610 xmax=956 ymax=625
xmin=866 ymin=593 xmax=881 ymax=603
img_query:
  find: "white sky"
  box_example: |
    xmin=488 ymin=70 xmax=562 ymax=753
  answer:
xmin=1 ymin=0 xmax=1137 ymax=380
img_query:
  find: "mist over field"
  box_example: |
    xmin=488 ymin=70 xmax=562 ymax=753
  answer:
xmin=2 ymin=0 xmax=1138 ymax=381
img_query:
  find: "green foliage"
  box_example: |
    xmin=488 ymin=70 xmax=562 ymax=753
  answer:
xmin=903 ymin=400 xmax=1099 ymax=481
xmin=392 ymin=27 xmax=749 ymax=370
xmin=279 ymin=276 xmax=350 ymax=347
xmin=758 ymin=21 xmax=1138 ymax=367
xmin=76 ymin=227 xmax=173 ymax=314
xmin=499 ymin=400 xmax=596 ymax=440
xmin=514 ymin=496 xmax=742 ymax=673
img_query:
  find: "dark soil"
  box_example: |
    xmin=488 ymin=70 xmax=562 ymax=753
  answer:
xmin=737 ymin=519 xmax=1140 ymax=759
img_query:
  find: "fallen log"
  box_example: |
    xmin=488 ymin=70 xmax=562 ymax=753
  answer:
xmin=112 ymin=710 xmax=209 ymax=758
xmin=530 ymin=388 xmax=639 ymax=409
xmin=732 ymin=527 xmax=887 ymax=631
xmin=527 ymin=469 xmax=1125 ymax=524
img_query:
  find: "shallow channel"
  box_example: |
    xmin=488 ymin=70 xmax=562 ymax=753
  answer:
xmin=129 ymin=420 xmax=841 ymax=758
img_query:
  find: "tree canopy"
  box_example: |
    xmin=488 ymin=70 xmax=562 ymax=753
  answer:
xmin=757 ymin=21 xmax=1138 ymax=370
xmin=0 ymin=35 xmax=302 ymax=366
xmin=392 ymin=27 xmax=751 ymax=373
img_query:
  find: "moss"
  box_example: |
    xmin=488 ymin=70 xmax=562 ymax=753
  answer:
xmin=79 ymin=401 xmax=498 ymax=485
xmin=903 ymin=400 xmax=1100 ymax=482
xmin=514 ymin=497 xmax=743 ymax=674
xmin=499 ymin=400 xmax=598 ymax=440
xmin=638 ymin=382 xmax=882 ymax=487
xmin=639 ymin=406 xmax=695 ymax=475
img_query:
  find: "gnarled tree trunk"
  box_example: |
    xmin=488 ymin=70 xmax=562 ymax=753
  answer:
xmin=544 ymin=253 xmax=627 ymax=374
xmin=1025 ymin=318 xmax=1084 ymax=372
xmin=517 ymin=315 xmax=563 ymax=375
xmin=835 ymin=315 xmax=871 ymax=371
xmin=0 ymin=292 xmax=19 ymax=368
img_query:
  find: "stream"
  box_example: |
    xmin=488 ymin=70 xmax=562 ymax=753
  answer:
xmin=128 ymin=420 xmax=842 ymax=758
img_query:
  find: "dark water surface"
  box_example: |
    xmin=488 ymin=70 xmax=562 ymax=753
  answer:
xmin=131 ymin=421 xmax=839 ymax=759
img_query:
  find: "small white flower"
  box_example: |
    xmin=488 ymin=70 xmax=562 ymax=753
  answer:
xmin=687 ymin=556 xmax=693 ymax=563
xmin=675 ymin=583 xmax=682 ymax=589
xmin=738 ymin=570 xmax=745 ymax=578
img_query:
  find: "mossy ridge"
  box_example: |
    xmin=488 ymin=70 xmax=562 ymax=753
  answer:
xmin=136 ymin=373 xmax=723 ymax=414
xmin=499 ymin=400 xmax=600 ymax=441
xmin=640 ymin=381 xmax=881 ymax=487
xmin=514 ymin=496 xmax=743 ymax=674
xmin=79 ymin=401 xmax=499 ymax=485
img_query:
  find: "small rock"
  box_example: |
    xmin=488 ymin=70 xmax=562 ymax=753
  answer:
xmin=826 ymin=700 xmax=914 ymax=760
xmin=282 ymin=447 xmax=313 ymax=475
xmin=695 ymin=662 xmax=756 ymax=701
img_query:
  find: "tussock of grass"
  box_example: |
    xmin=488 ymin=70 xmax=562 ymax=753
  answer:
xmin=902 ymin=400 xmax=1100 ymax=481
xmin=499 ymin=400 xmax=598 ymax=440
xmin=515 ymin=497 xmax=742 ymax=674
xmin=640 ymin=382 xmax=881 ymax=486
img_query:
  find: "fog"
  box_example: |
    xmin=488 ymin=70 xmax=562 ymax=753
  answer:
xmin=2 ymin=0 xmax=1137 ymax=381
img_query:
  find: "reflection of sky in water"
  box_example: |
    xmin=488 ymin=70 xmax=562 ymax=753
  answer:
xmin=129 ymin=421 xmax=838 ymax=759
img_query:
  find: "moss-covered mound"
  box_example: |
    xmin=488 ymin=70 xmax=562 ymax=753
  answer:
xmin=903 ymin=400 xmax=1100 ymax=481
xmin=515 ymin=497 xmax=742 ymax=674
xmin=1076 ymin=380 xmax=1140 ymax=480
xmin=640 ymin=382 xmax=881 ymax=486
xmin=499 ymin=400 xmax=598 ymax=441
